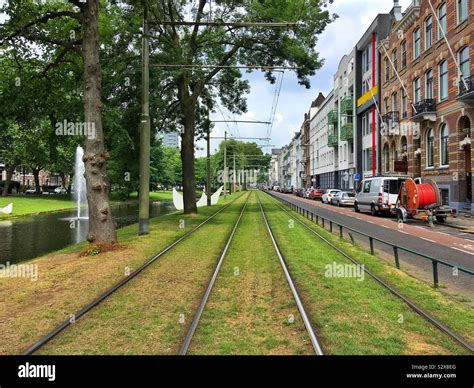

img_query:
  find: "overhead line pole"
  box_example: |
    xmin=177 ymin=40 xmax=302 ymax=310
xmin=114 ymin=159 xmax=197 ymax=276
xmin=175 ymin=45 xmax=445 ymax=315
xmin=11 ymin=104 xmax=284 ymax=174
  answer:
xmin=223 ymin=131 xmax=227 ymax=199
xmin=138 ymin=2 xmax=150 ymax=236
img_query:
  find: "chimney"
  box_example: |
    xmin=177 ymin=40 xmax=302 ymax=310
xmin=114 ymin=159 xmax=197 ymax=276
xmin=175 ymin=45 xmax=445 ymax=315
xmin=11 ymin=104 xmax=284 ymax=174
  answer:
xmin=391 ymin=0 xmax=402 ymax=21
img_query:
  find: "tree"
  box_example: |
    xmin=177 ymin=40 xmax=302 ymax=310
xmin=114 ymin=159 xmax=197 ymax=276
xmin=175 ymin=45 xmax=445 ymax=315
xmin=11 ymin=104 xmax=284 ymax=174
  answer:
xmin=145 ymin=0 xmax=335 ymax=213
xmin=1 ymin=0 xmax=117 ymax=243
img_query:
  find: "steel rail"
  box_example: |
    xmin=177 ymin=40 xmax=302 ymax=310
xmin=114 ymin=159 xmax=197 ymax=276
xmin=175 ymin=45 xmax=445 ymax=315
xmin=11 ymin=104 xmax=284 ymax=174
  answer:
xmin=179 ymin=192 xmax=251 ymax=355
xmin=256 ymin=192 xmax=324 ymax=355
xmin=22 ymin=193 xmax=245 ymax=355
xmin=263 ymin=191 xmax=474 ymax=354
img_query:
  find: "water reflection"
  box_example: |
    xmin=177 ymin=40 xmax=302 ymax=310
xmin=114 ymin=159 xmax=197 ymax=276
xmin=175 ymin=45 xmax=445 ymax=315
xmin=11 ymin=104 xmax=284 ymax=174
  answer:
xmin=0 ymin=201 xmax=174 ymax=264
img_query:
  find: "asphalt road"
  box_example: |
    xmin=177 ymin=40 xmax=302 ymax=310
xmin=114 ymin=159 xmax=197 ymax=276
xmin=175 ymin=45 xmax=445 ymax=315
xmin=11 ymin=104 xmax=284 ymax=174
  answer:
xmin=268 ymin=191 xmax=474 ymax=296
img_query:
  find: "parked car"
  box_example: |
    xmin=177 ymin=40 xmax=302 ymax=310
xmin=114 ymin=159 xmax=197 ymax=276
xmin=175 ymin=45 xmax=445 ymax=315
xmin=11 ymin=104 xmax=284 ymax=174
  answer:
xmin=354 ymin=176 xmax=406 ymax=216
xmin=321 ymin=189 xmax=341 ymax=204
xmin=330 ymin=191 xmax=356 ymax=207
xmin=25 ymin=187 xmax=40 ymax=195
xmin=309 ymin=188 xmax=324 ymax=201
xmin=303 ymin=188 xmax=312 ymax=199
xmin=54 ymin=186 xmax=67 ymax=194
xmin=273 ymin=185 xmax=281 ymax=192
xmin=295 ymin=188 xmax=304 ymax=197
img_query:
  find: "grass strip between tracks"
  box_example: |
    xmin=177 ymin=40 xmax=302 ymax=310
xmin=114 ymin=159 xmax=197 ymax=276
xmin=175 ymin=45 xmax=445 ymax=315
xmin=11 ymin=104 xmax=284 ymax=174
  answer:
xmin=260 ymin=192 xmax=471 ymax=355
xmin=187 ymin=191 xmax=315 ymax=355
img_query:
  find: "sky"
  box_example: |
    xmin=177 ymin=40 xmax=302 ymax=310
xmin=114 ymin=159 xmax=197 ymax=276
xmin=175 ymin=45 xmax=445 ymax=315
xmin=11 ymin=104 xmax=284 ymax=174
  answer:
xmin=200 ymin=0 xmax=413 ymax=157
xmin=0 ymin=0 xmax=413 ymax=157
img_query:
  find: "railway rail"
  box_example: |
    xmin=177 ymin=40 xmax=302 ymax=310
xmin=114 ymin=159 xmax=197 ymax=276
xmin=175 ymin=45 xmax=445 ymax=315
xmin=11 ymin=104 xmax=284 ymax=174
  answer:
xmin=263 ymin=190 xmax=474 ymax=354
xmin=22 ymin=192 xmax=246 ymax=355
xmin=180 ymin=191 xmax=324 ymax=355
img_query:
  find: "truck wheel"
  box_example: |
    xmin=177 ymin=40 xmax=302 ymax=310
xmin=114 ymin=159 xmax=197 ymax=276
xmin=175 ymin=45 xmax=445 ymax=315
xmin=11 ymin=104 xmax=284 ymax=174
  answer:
xmin=436 ymin=216 xmax=446 ymax=223
xmin=370 ymin=204 xmax=378 ymax=217
xmin=354 ymin=202 xmax=360 ymax=213
xmin=396 ymin=209 xmax=404 ymax=222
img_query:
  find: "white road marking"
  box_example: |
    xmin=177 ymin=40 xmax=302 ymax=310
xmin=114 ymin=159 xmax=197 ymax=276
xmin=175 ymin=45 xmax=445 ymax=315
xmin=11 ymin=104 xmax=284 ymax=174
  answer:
xmin=365 ymin=220 xmax=375 ymax=224
xmin=451 ymin=247 xmax=474 ymax=256
xmin=398 ymin=230 xmax=409 ymax=235
xmin=420 ymin=237 xmax=436 ymax=243
xmin=381 ymin=225 xmax=389 ymax=228
xmin=437 ymin=231 xmax=451 ymax=236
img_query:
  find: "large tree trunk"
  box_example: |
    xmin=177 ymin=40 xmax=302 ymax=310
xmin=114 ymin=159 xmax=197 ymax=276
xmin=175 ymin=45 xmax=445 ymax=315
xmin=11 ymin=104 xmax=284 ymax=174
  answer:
xmin=180 ymin=102 xmax=197 ymax=214
xmin=81 ymin=0 xmax=117 ymax=243
xmin=32 ymin=168 xmax=41 ymax=194
xmin=2 ymin=165 xmax=15 ymax=196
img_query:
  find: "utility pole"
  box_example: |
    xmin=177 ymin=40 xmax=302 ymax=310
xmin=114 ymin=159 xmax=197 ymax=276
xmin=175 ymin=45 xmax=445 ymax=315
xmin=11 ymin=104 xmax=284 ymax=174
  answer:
xmin=138 ymin=2 xmax=150 ymax=235
xmin=206 ymin=123 xmax=211 ymax=206
xmin=223 ymin=131 xmax=227 ymax=199
xmin=233 ymin=153 xmax=236 ymax=193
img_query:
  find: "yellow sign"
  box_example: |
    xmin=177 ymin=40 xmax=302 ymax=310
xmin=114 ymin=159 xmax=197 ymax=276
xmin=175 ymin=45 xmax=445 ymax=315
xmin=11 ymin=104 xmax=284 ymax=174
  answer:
xmin=357 ymin=85 xmax=378 ymax=107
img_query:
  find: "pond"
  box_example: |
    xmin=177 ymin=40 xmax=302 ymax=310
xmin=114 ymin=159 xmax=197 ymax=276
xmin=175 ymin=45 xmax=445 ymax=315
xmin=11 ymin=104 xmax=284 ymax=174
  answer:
xmin=0 ymin=201 xmax=175 ymax=264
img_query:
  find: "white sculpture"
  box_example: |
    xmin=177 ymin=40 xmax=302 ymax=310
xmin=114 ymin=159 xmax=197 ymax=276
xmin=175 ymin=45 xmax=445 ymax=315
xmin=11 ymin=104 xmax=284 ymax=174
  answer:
xmin=0 ymin=203 xmax=13 ymax=215
xmin=172 ymin=186 xmax=224 ymax=211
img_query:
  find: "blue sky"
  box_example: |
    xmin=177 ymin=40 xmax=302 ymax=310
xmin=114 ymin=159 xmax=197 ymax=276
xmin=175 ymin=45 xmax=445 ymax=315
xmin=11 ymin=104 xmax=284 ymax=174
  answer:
xmin=200 ymin=0 xmax=413 ymax=157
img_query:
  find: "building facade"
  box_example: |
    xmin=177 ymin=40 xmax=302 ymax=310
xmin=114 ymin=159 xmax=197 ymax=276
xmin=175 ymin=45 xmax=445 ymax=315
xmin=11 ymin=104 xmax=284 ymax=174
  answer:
xmin=355 ymin=13 xmax=392 ymax=180
xmin=379 ymin=0 xmax=474 ymax=211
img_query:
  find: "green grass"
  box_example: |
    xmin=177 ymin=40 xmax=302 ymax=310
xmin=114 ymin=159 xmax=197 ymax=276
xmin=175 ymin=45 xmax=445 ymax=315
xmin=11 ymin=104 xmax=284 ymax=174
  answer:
xmin=263 ymin=192 xmax=474 ymax=346
xmin=188 ymin=192 xmax=313 ymax=355
xmin=0 ymin=195 xmax=76 ymax=219
xmin=259 ymin=192 xmax=471 ymax=355
xmin=34 ymin=192 xmax=250 ymax=355
xmin=0 ymin=190 xmax=175 ymax=219
xmin=1 ymin=191 xmax=243 ymax=354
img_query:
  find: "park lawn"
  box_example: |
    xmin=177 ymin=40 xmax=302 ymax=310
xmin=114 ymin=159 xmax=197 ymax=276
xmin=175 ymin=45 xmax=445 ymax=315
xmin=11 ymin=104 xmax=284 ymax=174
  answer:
xmin=188 ymin=192 xmax=314 ymax=355
xmin=0 ymin=195 xmax=76 ymax=219
xmin=36 ymin=192 xmax=250 ymax=355
xmin=259 ymin=192 xmax=470 ymax=355
xmin=0 ymin=191 xmax=174 ymax=220
xmin=262 ymin=192 xmax=474 ymax=346
xmin=0 ymin=192 xmax=242 ymax=355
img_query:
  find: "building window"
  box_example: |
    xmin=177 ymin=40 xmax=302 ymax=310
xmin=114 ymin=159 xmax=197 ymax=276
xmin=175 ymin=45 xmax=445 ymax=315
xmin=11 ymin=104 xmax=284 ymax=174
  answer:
xmin=440 ymin=124 xmax=449 ymax=166
xmin=425 ymin=69 xmax=433 ymax=99
xmin=438 ymin=3 xmax=447 ymax=40
xmin=457 ymin=0 xmax=468 ymax=24
xmin=384 ymin=57 xmax=389 ymax=82
xmin=401 ymin=89 xmax=407 ymax=118
xmin=426 ymin=128 xmax=434 ymax=167
xmin=413 ymin=28 xmax=420 ymax=59
xmin=392 ymin=92 xmax=398 ymax=112
xmin=392 ymin=49 xmax=398 ymax=73
xmin=413 ymin=77 xmax=421 ymax=103
xmin=459 ymin=46 xmax=470 ymax=80
xmin=425 ymin=17 xmax=433 ymax=50
xmin=384 ymin=145 xmax=390 ymax=173
xmin=439 ymin=60 xmax=448 ymax=101
xmin=440 ymin=188 xmax=449 ymax=205
xmin=401 ymin=40 xmax=407 ymax=69
xmin=385 ymin=97 xmax=389 ymax=114
xmin=392 ymin=145 xmax=397 ymax=171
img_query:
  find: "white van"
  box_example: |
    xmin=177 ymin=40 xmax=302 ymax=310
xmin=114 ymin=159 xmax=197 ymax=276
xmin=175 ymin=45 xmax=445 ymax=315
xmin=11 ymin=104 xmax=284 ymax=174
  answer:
xmin=354 ymin=176 xmax=408 ymax=216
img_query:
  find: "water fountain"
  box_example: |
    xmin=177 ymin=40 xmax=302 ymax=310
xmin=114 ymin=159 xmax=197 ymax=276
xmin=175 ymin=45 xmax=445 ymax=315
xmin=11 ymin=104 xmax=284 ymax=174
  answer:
xmin=73 ymin=145 xmax=88 ymax=220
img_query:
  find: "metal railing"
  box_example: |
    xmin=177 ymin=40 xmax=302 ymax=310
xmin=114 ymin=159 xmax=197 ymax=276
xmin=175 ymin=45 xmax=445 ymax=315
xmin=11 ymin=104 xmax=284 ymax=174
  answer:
xmin=412 ymin=99 xmax=436 ymax=117
xmin=268 ymin=192 xmax=474 ymax=288
xmin=458 ymin=76 xmax=473 ymax=97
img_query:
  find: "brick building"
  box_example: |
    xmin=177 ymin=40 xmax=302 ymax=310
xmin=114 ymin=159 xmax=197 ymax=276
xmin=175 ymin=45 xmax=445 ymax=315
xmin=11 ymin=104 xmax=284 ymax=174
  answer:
xmin=379 ymin=0 xmax=473 ymax=212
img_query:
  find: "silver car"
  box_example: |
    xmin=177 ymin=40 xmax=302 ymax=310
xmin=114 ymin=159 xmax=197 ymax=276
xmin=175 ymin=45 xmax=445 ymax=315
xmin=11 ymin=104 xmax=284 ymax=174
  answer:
xmin=331 ymin=191 xmax=356 ymax=207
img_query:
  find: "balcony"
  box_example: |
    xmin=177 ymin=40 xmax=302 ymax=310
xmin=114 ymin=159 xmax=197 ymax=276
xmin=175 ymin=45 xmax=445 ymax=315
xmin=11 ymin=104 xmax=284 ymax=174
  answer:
xmin=412 ymin=99 xmax=436 ymax=122
xmin=458 ymin=76 xmax=474 ymax=101
xmin=327 ymin=110 xmax=338 ymax=125
xmin=340 ymin=96 xmax=353 ymax=114
xmin=328 ymin=132 xmax=338 ymax=147
xmin=340 ymin=122 xmax=354 ymax=141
